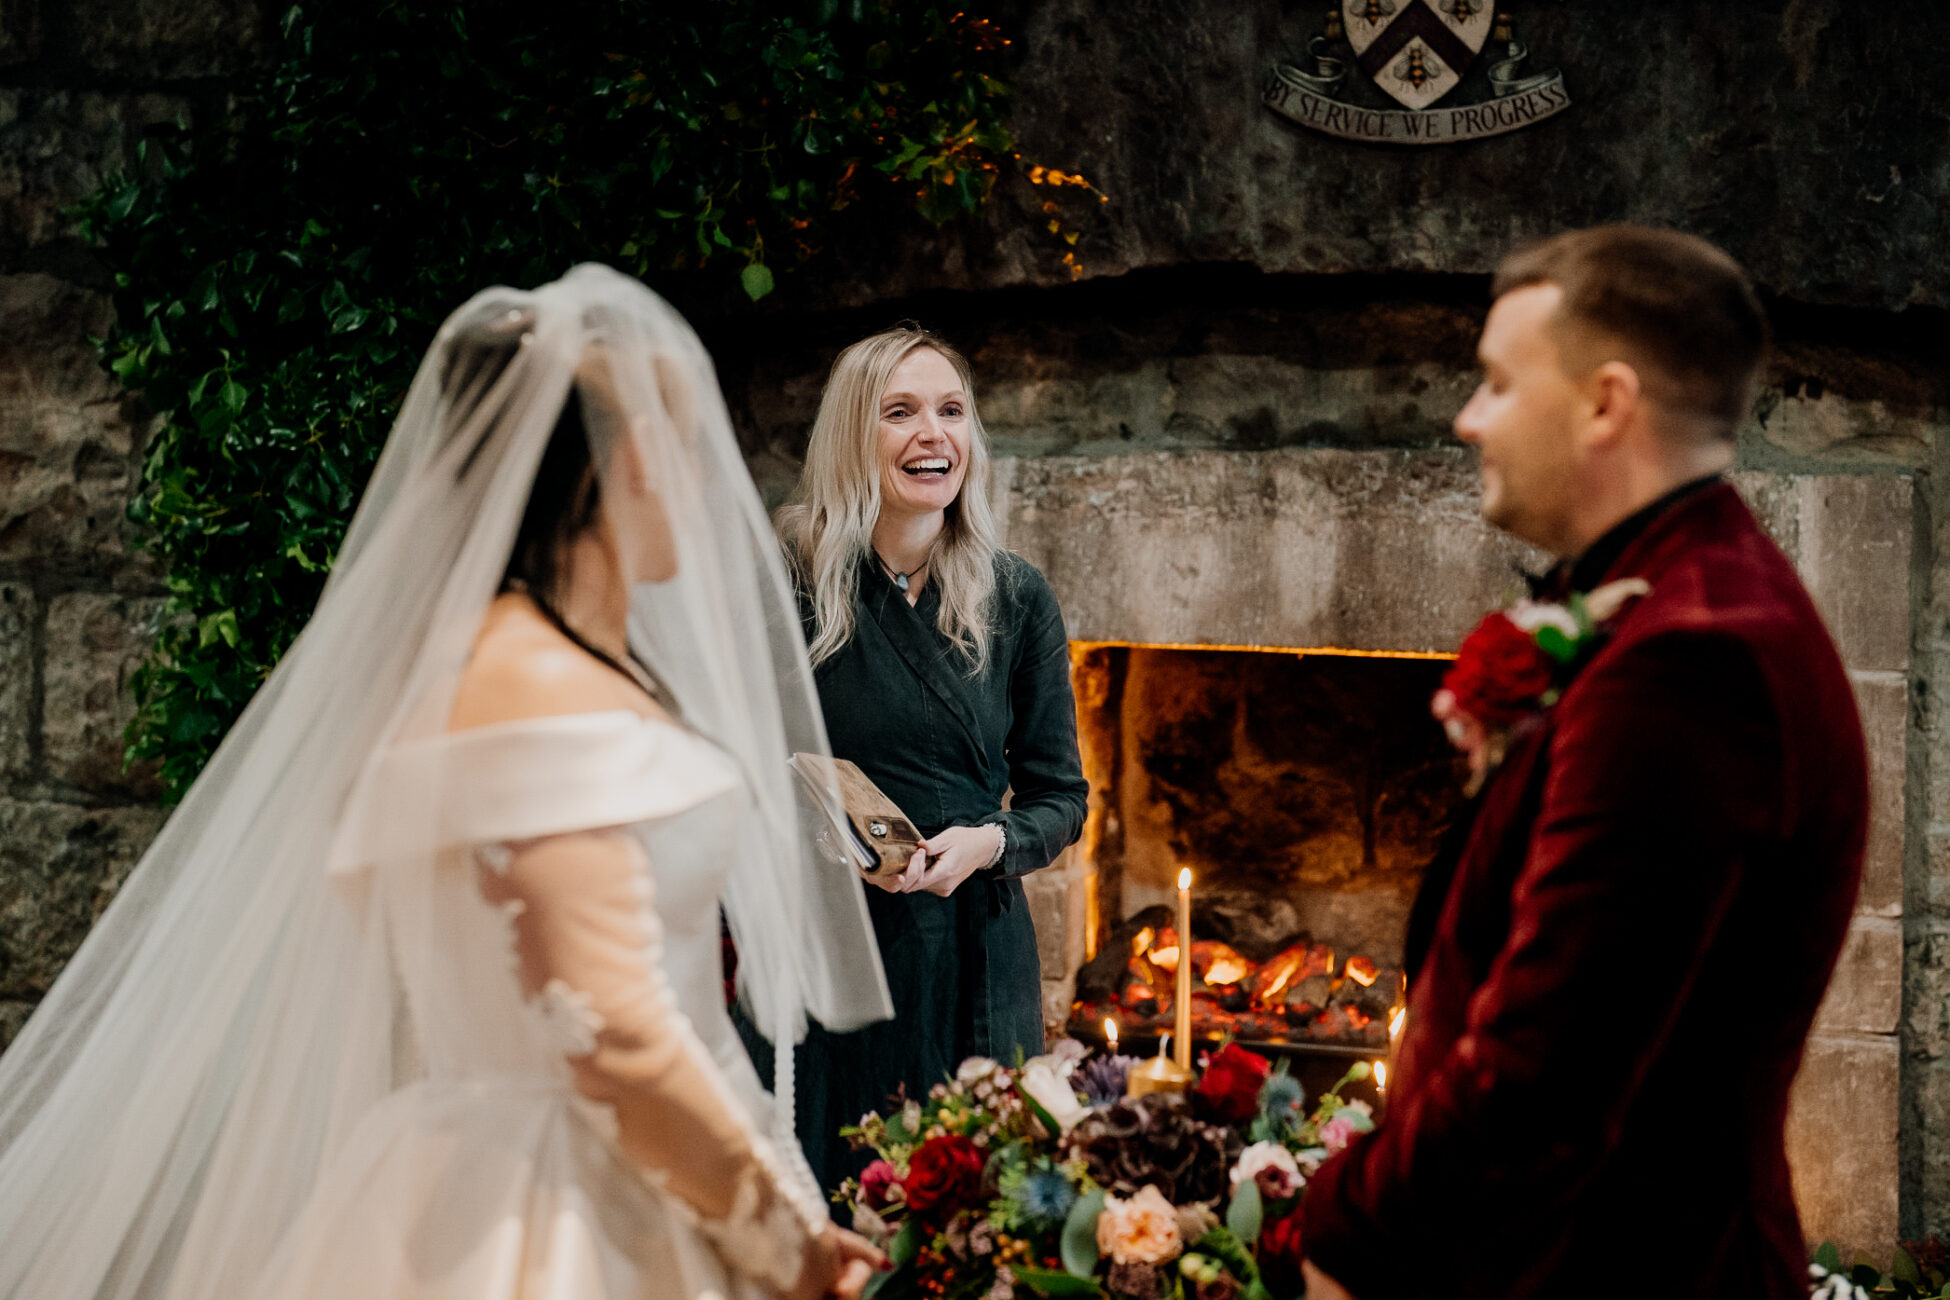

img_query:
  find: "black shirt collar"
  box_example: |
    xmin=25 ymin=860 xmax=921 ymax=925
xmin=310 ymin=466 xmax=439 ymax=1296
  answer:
xmin=1529 ymin=473 xmax=1722 ymax=599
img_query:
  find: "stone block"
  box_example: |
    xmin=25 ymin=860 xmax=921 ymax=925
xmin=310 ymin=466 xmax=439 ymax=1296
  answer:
xmin=1915 ymin=1059 xmax=1950 ymax=1240
xmin=0 ymin=89 xmax=190 ymax=256
xmin=0 ymin=798 xmax=164 ymax=1001
xmin=1813 ymin=917 xmax=1901 ymax=1036
xmin=1785 ymin=1032 xmax=1899 ymax=1261
xmin=0 ymin=998 xmax=30 ymax=1055
xmin=0 ymin=582 xmax=32 ymax=781
xmin=1906 ymin=919 xmax=1950 ymax=1062
xmin=1802 ymin=477 xmax=1912 ymax=674
xmin=0 ymin=1 xmax=39 ymax=69
xmin=66 ymin=0 xmax=264 ymax=81
xmin=0 ymin=273 xmax=144 ymax=567
xmin=42 ymin=592 xmax=160 ymax=795
xmin=1023 ymin=850 xmax=1089 ymax=1034
xmin=1853 ymin=673 xmax=1906 ymax=917
xmin=1000 ymin=448 xmax=1541 ymax=653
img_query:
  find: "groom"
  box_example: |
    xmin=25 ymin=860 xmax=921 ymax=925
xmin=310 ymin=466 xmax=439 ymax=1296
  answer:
xmin=1299 ymin=227 xmax=1867 ymax=1299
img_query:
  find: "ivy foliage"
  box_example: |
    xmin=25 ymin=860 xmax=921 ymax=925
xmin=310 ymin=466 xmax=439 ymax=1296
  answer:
xmin=78 ymin=0 xmax=1038 ymax=799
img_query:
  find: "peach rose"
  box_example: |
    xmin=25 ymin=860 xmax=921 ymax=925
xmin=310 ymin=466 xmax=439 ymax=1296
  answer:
xmin=1096 ymin=1185 xmax=1183 ymax=1266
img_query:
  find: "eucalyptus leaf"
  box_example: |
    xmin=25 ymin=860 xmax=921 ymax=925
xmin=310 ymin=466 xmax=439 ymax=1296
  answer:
xmin=1814 ymin=1242 xmax=1844 ymax=1273
xmin=1894 ymin=1247 xmax=1926 ymax=1287
xmin=1225 ymin=1175 xmax=1263 ymax=1244
xmin=1061 ymin=1186 xmax=1106 ymax=1279
xmin=1013 ymin=1266 xmax=1105 ymax=1298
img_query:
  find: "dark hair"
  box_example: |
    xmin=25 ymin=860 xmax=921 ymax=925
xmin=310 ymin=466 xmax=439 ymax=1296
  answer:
xmin=440 ymin=331 xmax=600 ymax=603
xmin=1491 ymin=225 xmax=1769 ymax=436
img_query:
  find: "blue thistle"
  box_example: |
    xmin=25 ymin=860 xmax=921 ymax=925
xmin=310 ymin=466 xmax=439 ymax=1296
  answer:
xmin=1256 ymin=1071 xmax=1307 ymax=1141
xmin=1077 ymin=1053 xmax=1136 ymax=1106
xmin=1016 ymin=1166 xmax=1079 ymax=1227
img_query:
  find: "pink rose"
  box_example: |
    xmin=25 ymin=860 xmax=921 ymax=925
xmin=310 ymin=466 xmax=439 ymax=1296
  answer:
xmin=859 ymin=1158 xmax=900 ymax=1211
xmin=1318 ymin=1115 xmax=1360 ymax=1154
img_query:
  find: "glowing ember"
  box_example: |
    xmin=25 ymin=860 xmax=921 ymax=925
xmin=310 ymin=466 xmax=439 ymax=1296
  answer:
xmin=1130 ymin=927 xmax=1156 ymax=958
xmin=1345 ymin=956 xmax=1379 ymax=987
xmin=1345 ymin=1006 xmax=1372 ymax=1030
xmin=1204 ymin=953 xmax=1251 ymax=987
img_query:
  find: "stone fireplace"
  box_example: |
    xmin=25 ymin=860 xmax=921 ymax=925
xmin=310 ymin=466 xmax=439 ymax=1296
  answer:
xmin=1062 ymin=644 xmax=1450 ymax=1058
xmin=998 ymin=446 xmax=1910 ymax=1256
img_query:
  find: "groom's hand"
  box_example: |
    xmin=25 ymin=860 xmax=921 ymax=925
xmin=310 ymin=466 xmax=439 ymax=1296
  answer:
xmin=1303 ymin=1261 xmax=1356 ymax=1300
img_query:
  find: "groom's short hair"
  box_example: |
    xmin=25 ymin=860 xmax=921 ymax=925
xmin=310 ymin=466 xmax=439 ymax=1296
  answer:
xmin=1492 ymin=225 xmax=1769 ymax=439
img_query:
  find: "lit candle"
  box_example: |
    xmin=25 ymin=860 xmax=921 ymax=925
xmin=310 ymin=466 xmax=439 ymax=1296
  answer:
xmin=1373 ymin=1059 xmax=1388 ymax=1094
xmin=1174 ymin=867 xmax=1193 ymax=1069
xmin=1104 ymin=1017 xmax=1120 ymax=1053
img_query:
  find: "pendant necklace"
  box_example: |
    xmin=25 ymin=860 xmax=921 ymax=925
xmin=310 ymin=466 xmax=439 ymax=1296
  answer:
xmin=874 ymin=550 xmax=925 ymax=595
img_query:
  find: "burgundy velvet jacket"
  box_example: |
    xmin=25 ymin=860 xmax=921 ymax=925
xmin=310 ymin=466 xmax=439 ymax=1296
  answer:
xmin=1300 ymin=483 xmax=1867 ymax=1299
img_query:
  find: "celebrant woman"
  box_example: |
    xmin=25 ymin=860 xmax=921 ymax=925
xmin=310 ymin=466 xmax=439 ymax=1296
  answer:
xmin=772 ymin=325 xmax=1089 ymax=1189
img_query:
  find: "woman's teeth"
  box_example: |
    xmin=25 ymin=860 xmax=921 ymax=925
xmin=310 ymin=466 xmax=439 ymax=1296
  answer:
xmin=902 ymin=458 xmax=951 ymax=477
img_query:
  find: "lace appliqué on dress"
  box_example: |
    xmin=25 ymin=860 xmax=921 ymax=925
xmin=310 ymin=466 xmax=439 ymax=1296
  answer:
xmin=692 ymin=1136 xmax=826 ymax=1293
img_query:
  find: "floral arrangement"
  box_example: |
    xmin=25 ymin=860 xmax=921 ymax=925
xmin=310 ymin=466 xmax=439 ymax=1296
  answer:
xmin=1431 ymin=578 xmax=1649 ymax=793
xmin=836 ymin=1039 xmax=1377 ymax=1300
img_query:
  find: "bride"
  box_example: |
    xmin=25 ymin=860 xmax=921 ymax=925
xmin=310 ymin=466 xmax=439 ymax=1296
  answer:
xmin=0 ymin=266 xmax=892 ymax=1299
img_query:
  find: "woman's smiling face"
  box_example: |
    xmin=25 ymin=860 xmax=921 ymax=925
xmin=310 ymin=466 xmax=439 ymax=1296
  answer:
xmin=875 ymin=347 xmax=971 ymax=521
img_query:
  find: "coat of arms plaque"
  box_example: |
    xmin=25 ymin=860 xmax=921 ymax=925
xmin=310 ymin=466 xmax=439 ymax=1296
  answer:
xmin=1265 ymin=5 xmax=1570 ymax=145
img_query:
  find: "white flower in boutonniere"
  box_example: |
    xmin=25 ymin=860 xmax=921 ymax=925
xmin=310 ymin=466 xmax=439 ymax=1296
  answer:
xmin=1431 ymin=579 xmax=1651 ymax=795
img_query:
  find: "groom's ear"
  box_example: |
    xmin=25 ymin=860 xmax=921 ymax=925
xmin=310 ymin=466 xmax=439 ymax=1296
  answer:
xmin=1576 ymin=359 xmax=1643 ymax=453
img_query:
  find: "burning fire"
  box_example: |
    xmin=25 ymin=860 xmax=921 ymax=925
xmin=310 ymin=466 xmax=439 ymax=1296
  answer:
xmin=1078 ymin=925 xmax=1404 ymax=1050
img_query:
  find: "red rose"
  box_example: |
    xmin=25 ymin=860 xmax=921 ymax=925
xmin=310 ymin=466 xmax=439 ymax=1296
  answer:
xmin=1440 ymin=611 xmax=1555 ymax=728
xmin=1191 ymin=1042 xmax=1271 ymax=1124
xmin=1256 ymin=1207 xmax=1306 ymax=1298
xmin=901 ymin=1134 xmax=985 ymax=1219
xmin=859 ymin=1159 xmax=900 ymax=1211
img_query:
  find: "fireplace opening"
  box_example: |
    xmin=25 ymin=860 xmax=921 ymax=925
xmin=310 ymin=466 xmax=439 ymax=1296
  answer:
xmin=1064 ymin=643 xmax=1463 ymax=1064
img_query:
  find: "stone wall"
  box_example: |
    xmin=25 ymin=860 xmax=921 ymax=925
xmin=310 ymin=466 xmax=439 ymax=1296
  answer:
xmin=0 ymin=1 xmax=266 ymax=1045
xmin=2 ymin=0 xmax=1948 ymax=1258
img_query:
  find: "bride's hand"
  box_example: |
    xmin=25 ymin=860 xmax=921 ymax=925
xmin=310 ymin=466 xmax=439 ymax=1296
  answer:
xmin=911 ymin=825 xmax=1003 ymax=897
xmin=789 ymin=1224 xmax=886 ymax=1300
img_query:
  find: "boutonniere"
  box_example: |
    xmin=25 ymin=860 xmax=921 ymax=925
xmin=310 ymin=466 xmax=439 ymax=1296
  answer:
xmin=1432 ymin=578 xmax=1651 ymax=794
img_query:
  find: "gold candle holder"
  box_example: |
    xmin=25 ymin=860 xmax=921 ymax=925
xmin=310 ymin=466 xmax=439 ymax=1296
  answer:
xmin=1128 ymin=1035 xmax=1195 ymax=1098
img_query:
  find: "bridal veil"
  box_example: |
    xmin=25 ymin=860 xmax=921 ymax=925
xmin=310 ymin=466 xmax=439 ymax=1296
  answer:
xmin=0 ymin=265 xmax=891 ymax=1297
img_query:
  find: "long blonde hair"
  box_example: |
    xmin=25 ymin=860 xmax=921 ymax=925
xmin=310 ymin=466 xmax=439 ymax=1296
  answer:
xmin=777 ymin=325 xmax=1001 ymax=672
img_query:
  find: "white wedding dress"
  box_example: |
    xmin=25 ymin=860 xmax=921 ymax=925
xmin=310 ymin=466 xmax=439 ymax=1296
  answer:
xmin=276 ymin=709 xmax=825 ymax=1299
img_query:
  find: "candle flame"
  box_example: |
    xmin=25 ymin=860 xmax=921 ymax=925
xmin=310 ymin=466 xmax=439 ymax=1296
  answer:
xmin=1373 ymin=1060 xmax=1388 ymax=1093
xmin=1389 ymin=1006 xmax=1407 ymax=1041
xmin=1177 ymin=867 xmax=1192 ymax=891
xmin=1104 ymin=1017 xmax=1119 ymax=1050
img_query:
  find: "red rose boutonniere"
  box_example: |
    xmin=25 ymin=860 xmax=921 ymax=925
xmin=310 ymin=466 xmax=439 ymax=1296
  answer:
xmin=1433 ymin=579 xmax=1650 ymax=794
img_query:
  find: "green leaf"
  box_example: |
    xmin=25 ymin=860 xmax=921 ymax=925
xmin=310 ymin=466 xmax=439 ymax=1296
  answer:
xmin=1895 ymin=1248 xmax=1927 ymax=1287
xmin=1061 ymin=1186 xmax=1105 ymax=1279
xmin=739 ymin=262 xmax=775 ymax=301
xmin=219 ymin=380 xmax=248 ymax=414
xmin=1815 ymin=1242 xmax=1844 ymax=1273
xmin=1225 ymin=1175 xmax=1263 ymax=1244
xmin=888 ymin=1217 xmax=922 ymax=1268
xmin=1534 ymin=624 xmax=1578 ymax=664
xmin=1012 ymin=1266 xmax=1105 ymax=1298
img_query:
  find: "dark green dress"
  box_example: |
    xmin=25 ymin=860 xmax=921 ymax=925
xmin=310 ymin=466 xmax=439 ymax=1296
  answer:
xmin=787 ymin=551 xmax=1088 ymax=1190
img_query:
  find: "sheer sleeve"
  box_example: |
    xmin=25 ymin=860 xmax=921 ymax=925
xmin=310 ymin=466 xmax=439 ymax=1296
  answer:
xmin=476 ymin=827 xmax=823 ymax=1291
